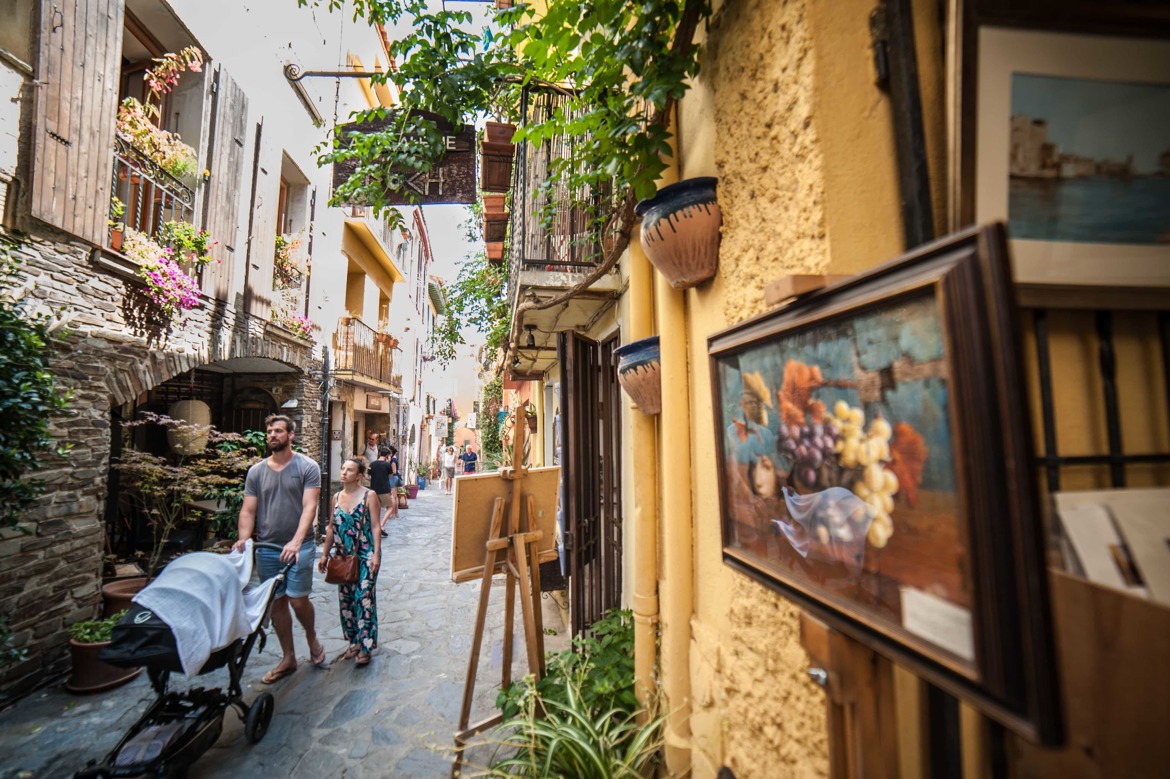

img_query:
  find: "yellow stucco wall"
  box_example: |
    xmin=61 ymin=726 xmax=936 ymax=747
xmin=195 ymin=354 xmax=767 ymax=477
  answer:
xmin=663 ymin=0 xmax=944 ymax=776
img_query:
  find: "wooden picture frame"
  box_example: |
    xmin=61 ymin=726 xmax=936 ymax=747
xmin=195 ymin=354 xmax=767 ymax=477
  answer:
xmin=949 ymin=0 xmax=1170 ymax=291
xmin=709 ymin=225 xmax=1060 ymax=743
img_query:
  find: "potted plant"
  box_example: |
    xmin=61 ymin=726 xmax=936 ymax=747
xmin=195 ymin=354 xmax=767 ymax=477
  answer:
xmin=159 ymin=220 xmax=216 ymax=275
xmin=67 ymin=610 xmax=141 ymax=693
xmin=397 ymin=486 xmax=409 ymax=509
xmin=525 ymin=405 xmax=538 ymax=433
xmin=108 ymin=197 xmax=125 ymax=251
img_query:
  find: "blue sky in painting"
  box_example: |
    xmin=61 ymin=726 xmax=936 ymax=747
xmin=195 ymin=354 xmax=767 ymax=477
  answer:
xmin=1011 ymin=73 xmax=1170 ymax=174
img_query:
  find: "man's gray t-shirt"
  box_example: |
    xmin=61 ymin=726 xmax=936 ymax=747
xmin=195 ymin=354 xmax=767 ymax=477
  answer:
xmin=244 ymin=453 xmax=321 ymax=544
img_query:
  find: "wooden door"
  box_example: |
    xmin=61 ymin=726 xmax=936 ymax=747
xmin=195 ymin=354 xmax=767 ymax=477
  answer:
xmin=559 ymin=331 xmax=623 ymax=636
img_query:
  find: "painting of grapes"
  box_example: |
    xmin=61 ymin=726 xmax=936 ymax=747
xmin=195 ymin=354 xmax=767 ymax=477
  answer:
xmin=715 ymin=291 xmax=974 ymax=666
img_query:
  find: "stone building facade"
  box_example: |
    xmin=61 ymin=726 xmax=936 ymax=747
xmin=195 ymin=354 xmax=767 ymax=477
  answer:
xmin=0 ymin=0 xmax=389 ymax=700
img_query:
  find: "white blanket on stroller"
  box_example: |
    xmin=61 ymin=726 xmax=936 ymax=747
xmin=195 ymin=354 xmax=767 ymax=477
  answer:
xmin=133 ymin=541 xmax=278 ymax=678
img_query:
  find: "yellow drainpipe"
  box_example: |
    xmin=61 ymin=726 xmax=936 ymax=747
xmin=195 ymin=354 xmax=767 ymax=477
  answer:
xmin=652 ymin=114 xmax=694 ymax=774
xmin=628 ymin=238 xmax=659 ymax=714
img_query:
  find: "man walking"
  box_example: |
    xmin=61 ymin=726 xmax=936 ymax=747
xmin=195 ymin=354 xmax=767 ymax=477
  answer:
xmin=234 ymin=414 xmax=326 ymax=682
xmin=459 ymin=444 xmax=478 ymax=475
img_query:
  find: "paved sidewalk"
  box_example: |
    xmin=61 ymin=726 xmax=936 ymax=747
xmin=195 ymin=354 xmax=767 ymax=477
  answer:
xmin=0 ymin=486 xmax=567 ymax=778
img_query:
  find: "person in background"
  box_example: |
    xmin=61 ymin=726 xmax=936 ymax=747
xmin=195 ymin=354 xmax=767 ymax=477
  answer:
xmin=318 ymin=458 xmax=381 ymax=666
xmin=442 ymin=445 xmax=457 ymax=495
xmin=233 ymin=414 xmax=326 ymax=683
xmin=360 ymin=431 xmax=380 ymax=465
xmin=459 ymin=444 xmax=478 ymax=475
xmin=386 ymin=445 xmax=401 ymax=520
xmin=368 ymin=445 xmax=394 ymax=536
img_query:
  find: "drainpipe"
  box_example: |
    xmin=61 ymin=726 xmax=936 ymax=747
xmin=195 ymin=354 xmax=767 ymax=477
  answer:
xmin=652 ymin=115 xmax=693 ymax=774
xmin=628 ymin=239 xmax=659 ymax=715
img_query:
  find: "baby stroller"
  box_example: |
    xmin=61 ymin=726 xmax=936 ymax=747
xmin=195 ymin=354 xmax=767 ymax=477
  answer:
xmin=75 ymin=542 xmax=294 ymax=778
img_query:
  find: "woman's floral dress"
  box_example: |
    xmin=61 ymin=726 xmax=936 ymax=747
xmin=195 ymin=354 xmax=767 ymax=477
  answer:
xmin=331 ymin=490 xmax=378 ymax=652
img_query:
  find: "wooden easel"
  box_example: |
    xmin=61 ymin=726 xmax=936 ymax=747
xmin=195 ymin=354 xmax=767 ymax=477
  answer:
xmin=451 ymin=404 xmax=547 ymax=777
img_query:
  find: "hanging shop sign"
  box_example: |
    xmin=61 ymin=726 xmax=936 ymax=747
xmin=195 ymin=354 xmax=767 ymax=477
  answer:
xmin=332 ymin=110 xmax=476 ymax=205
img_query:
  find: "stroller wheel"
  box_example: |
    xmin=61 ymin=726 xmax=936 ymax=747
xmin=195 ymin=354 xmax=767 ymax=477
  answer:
xmin=244 ymin=692 xmax=275 ymax=744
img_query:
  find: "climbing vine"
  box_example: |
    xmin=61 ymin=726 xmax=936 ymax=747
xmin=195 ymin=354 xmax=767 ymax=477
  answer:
xmin=480 ymin=376 xmax=503 ymax=464
xmin=0 ymin=234 xmax=72 ymax=529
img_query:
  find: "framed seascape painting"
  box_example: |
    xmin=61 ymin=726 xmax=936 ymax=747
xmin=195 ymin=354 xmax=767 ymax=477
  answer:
xmin=959 ymin=18 xmax=1170 ymax=289
xmin=709 ymin=225 xmax=1061 ymax=743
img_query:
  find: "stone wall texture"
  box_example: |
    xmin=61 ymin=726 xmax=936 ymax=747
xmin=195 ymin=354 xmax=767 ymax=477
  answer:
xmin=0 ymin=228 xmax=320 ymax=701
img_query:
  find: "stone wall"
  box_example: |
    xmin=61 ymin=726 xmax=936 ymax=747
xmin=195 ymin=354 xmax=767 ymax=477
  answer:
xmin=0 ymin=228 xmax=321 ymax=701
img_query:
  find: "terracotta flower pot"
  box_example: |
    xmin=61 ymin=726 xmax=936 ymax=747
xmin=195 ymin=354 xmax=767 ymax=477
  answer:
xmin=613 ymin=336 xmax=662 ymax=415
xmin=101 ymin=576 xmax=149 ymax=618
xmin=485 ymin=121 xmax=516 ymax=144
xmin=635 ymin=177 xmax=722 ymax=289
xmin=67 ymin=639 xmax=142 ymax=694
xmin=406 ymin=484 xmax=419 ymax=500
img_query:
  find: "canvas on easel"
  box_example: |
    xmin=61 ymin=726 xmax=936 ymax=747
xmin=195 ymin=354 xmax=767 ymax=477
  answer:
xmin=450 ymin=466 xmax=560 ymax=583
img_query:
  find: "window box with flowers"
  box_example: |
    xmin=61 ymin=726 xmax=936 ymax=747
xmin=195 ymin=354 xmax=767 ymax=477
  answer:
xmin=159 ymin=221 xmax=217 ymax=275
xmin=114 ymin=47 xmax=204 ymax=184
xmin=269 ymin=311 xmax=316 ymax=343
xmin=121 ymin=229 xmax=201 ymax=324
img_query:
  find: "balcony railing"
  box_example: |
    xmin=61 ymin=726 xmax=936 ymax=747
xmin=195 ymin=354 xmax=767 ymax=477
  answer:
xmin=110 ymin=135 xmax=195 ymax=247
xmin=509 ymin=87 xmax=604 ymax=279
xmin=333 ymin=316 xmax=399 ymax=388
xmin=349 ymin=205 xmax=400 ymax=255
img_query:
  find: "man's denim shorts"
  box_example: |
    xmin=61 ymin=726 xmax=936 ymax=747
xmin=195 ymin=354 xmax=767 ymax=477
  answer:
xmin=255 ymin=539 xmax=316 ymax=599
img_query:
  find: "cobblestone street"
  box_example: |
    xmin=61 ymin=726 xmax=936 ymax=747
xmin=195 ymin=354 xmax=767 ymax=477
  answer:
xmin=0 ymin=487 xmax=566 ymax=778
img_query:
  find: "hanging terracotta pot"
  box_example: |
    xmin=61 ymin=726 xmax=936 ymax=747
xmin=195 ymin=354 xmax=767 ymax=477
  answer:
xmin=613 ymin=336 xmax=662 ymax=415
xmin=635 ymin=176 xmax=721 ymax=289
xmin=484 ymin=121 xmax=516 ymax=144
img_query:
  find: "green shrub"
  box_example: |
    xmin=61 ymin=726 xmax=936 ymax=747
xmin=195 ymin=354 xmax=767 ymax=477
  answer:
xmin=489 ymin=609 xmax=662 ymax=777
xmin=0 ymin=233 xmax=71 ymax=529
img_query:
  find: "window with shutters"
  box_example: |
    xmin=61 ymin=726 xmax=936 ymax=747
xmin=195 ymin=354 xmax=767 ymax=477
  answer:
xmin=272 ymin=154 xmax=311 ymax=321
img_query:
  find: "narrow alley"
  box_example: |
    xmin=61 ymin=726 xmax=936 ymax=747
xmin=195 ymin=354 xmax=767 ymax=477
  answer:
xmin=0 ymin=488 xmax=563 ymax=778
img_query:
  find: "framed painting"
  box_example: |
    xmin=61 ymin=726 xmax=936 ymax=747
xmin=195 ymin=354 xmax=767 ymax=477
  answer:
xmin=709 ymin=225 xmax=1061 ymax=743
xmin=950 ymin=1 xmax=1170 ymax=291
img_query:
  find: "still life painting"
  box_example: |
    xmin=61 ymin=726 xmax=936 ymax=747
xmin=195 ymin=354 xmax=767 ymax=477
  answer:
xmin=715 ymin=291 xmax=974 ymax=669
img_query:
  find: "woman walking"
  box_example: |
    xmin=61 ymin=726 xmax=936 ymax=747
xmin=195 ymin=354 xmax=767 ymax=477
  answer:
xmin=319 ymin=458 xmax=381 ymax=666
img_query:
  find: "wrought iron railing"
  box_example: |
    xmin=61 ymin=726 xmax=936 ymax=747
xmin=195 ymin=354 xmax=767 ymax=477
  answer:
xmin=509 ymin=86 xmax=605 ymax=281
xmin=333 ymin=316 xmax=399 ymax=387
xmin=110 ymin=135 xmax=195 ymax=247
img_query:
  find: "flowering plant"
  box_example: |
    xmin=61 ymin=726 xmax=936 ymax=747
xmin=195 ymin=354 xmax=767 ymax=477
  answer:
xmin=270 ymin=310 xmax=316 ymax=342
xmin=123 ymin=228 xmax=201 ymax=321
xmin=115 ymin=47 xmax=204 ymax=182
xmin=273 ymin=233 xmax=306 ymax=290
xmin=159 ymin=221 xmax=217 ymax=272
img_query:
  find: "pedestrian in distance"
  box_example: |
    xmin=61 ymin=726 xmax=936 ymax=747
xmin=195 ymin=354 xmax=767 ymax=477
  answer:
xmin=386 ymin=445 xmax=401 ymax=518
xmin=233 ymin=414 xmax=326 ymax=683
xmin=442 ymin=446 xmax=458 ymax=494
xmin=459 ymin=444 xmax=478 ymax=475
xmin=319 ymin=458 xmax=381 ymax=667
xmin=368 ymin=445 xmax=395 ymax=536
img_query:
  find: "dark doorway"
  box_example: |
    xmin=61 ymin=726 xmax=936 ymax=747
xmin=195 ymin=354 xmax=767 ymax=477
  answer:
xmin=558 ymin=332 xmax=623 ymax=635
xmin=225 ymin=387 xmax=277 ymax=434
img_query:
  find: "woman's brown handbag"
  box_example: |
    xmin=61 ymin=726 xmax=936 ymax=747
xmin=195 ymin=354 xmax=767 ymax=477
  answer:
xmin=325 ymin=553 xmax=360 ymax=585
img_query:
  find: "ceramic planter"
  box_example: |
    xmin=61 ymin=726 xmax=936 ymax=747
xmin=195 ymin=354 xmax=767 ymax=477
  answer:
xmin=613 ymin=336 xmax=662 ymax=415
xmin=406 ymin=484 xmax=419 ymax=500
xmin=635 ymin=176 xmax=722 ymax=289
xmin=67 ymin=639 xmax=142 ymax=694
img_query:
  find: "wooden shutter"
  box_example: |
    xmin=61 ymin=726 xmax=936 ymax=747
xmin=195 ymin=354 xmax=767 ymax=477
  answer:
xmin=201 ymin=67 xmax=248 ymax=300
xmin=244 ymin=132 xmax=280 ymax=321
xmin=31 ymin=0 xmax=124 ymax=245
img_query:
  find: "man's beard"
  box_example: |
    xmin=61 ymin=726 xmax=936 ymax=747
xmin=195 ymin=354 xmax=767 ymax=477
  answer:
xmin=269 ymin=439 xmax=289 ymax=453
